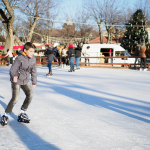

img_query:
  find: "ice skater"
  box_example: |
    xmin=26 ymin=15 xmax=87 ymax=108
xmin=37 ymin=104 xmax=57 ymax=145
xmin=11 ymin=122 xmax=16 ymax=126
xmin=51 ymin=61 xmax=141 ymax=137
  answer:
xmin=75 ymin=45 xmax=82 ymax=70
xmin=45 ymin=45 xmax=58 ymax=76
xmin=62 ymin=46 xmax=68 ymax=68
xmin=68 ymin=44 xmax=75 ymax=72
xmin=1 ymin=42 xmax=37 ymax=126
xmin=4 ymin=49 xmax=13 ymax=66
xmin=82 ymin=46 xmax=90 ymax=66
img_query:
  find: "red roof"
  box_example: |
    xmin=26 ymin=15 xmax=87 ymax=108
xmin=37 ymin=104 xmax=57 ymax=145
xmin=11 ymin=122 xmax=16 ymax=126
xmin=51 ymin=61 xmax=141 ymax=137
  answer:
xmin=89 ymin=36 xmax=117 ymax=44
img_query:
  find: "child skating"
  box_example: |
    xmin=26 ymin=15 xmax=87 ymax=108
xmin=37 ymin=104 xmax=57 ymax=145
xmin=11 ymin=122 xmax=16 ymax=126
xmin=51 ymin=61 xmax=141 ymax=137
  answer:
xmin=0 ymin=42 xmax=37 ymax=126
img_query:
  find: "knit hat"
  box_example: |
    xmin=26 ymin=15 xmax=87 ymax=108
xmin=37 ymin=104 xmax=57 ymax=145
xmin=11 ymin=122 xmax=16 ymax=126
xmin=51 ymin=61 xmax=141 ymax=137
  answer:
xmin=68 ymin=44 xmax=73 ymax=48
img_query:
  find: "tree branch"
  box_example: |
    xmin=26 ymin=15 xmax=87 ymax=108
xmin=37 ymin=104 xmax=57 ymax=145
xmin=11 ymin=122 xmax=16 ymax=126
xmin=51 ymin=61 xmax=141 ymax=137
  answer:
xmin=2 ymin=0 xmax=14 ymax=18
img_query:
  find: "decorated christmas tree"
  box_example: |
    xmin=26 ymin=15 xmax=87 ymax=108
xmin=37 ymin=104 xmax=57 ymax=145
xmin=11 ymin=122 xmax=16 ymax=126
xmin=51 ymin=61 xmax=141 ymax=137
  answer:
xmin=121 ymin=9 xmax=149 ymax=53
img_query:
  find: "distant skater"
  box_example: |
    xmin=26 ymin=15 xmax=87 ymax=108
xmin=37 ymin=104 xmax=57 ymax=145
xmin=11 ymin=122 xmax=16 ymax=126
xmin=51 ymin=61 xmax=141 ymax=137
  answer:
xmin=139 ymin=45 xmax=147 ymax=71
xmin=62 ymin=46 xmax=68 ymax=68
xmin=4 ymin=49 xmax=13 ymax=66
xmin=75 ymin=45 xmax=82 ymax=70
xmin=1 ymin=42 xmax=37 ymax=126
xmin=68 ymin=44 xmax=75 ymax=72
xmin=45 ymin=45 xmax=58 ymax=76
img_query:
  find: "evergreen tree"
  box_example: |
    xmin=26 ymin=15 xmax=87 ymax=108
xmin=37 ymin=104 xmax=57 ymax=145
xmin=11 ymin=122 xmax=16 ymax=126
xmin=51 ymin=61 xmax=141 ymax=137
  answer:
xmin=121 ymin=9 xmax=149 ymax=53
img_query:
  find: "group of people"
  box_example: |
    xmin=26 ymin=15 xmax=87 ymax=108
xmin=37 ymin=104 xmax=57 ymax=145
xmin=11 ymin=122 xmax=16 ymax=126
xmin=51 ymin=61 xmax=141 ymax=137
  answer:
xmin=44 ymin=44 xmax=82 ymax=76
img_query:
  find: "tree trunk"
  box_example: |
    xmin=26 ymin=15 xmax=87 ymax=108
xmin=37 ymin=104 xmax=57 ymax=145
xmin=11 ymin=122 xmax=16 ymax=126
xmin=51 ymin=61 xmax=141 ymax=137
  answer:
xmin=109 ymin=26 xmax=113 ymax=44
xmin=27 ymin=16 xmax=39 ymax=42
xmin=14 ymin=34 xmax=24 ymax=46
xmin=3 ymin=22 xmax=14 ymax=53
xmin=110 ymin=33 xmax=112 ymax=44
xmin=98 ymin=22 xmax=103 ymax=44
xmin=107 ymin=32 xmax=110 ymax=44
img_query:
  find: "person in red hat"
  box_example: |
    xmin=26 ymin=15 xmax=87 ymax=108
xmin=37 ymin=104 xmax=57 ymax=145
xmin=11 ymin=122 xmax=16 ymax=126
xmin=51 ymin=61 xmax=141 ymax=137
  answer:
xmin=68 ymin=44 xmax=75 ymax=72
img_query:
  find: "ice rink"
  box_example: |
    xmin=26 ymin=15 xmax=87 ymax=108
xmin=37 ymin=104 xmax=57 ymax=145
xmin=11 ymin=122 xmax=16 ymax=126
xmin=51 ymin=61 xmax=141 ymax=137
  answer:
xmin=0 ymin=66 xmax=150 ymax=150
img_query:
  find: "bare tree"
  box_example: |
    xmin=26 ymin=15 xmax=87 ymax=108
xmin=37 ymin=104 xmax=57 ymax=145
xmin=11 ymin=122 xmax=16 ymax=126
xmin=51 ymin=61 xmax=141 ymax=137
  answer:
xmin=84 ymin=0 xmax=105 ymax=44
xmin=74 ymin=10 xmax=93 ymax=45
xmin=104 ymin=0 xmax=126 ymax=43
xmin=19 ymin=0 xmax=58 ymax=42
xmin=0 ymin=0 xmax=33 ymax=52
xmin=0 ymin=0 xmax=60 ymax=52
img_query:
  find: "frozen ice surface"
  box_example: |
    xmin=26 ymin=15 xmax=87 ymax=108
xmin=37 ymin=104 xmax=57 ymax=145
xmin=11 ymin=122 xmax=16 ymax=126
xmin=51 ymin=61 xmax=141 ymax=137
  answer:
xmin=0 ymin=66 xmax=150 ymax=150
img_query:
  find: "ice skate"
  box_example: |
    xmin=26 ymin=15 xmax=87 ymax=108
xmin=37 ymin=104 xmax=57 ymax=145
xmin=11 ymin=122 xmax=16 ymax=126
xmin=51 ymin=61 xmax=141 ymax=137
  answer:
xmin=1 ymin=115 xmax=9 ymax=126
xmin=143 ymin=68 xmax=148 ymax=71
xmin=68 ymin=69 xmax=75 ymax=72
xmin=62 ymin=64 xmax=66 ymax=68
xmin=139 ymin=68 xmax=143 ymax=71
xmin=76 ymin=67 xmax=80 ymax=70
xmin=46 ymin=72 xmax=52 ymax=76
xmin=18 ymin=113 xmax=30 ymax=123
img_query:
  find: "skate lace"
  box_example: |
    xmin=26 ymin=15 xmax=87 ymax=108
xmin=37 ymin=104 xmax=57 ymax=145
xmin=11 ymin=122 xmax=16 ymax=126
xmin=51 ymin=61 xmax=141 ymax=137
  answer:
xmin=22 ymin=113 xmax=29 ymax=118
xmin=3 ymin=115 xmax=8 ymax=122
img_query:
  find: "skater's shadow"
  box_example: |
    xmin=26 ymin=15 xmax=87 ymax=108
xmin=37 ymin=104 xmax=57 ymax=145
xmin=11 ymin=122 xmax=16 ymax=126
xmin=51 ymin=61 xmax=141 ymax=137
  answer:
xmin=0 ymin=68 xmax=10 ymax=76
xmin=37 ymin=79 xmax=150 ymax=123
xmin=0 ymin=100 xmax=60 ymax=150
xmin=0 ymin=95 xmax=4 ymax=99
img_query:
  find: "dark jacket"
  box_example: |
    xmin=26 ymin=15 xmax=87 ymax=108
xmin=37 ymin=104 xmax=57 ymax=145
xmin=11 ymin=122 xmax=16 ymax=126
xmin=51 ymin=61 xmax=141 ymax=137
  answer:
xmin=45 ymin=48 xmax=57 ymax=62
xmin=52 ymin=47 xmax=60 ymax=57
xmin=68 ymin=47 xmax=75 ymax=58
xmin=44 ymin=47 xmax=51 ymax=56
xmin=75 ymin=46 xmax=81 ymax=58
xmin=10 ymin=50 xmax=37 ymax=85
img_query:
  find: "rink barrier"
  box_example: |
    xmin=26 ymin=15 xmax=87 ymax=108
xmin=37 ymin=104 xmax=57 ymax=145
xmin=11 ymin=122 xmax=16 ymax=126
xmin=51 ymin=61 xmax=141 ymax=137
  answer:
xmin=0 ymin=56 xmax=8 ymax=65
xmin=0 ymin=56 xmax=149 ymax=67
xmin=35 ymin=56 xmax=150 ymax=67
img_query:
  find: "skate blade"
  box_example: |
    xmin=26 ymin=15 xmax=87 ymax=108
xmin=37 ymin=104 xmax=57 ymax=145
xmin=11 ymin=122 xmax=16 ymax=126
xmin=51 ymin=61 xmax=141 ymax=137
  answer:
xmin=18 ymin=116 xmax=30 ymax=123
xmin=0 ymin=121 xmax=7 ymax=126
xmin=1 ymin=117 xmax=8 ymax=126
xmin=18 ymin=118 xmax=30 ymax=123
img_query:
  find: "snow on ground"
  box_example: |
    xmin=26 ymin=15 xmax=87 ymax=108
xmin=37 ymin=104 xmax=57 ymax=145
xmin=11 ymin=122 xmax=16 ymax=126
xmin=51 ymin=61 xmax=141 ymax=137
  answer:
xmin=0 ymin=66 xmax=150 ymax=150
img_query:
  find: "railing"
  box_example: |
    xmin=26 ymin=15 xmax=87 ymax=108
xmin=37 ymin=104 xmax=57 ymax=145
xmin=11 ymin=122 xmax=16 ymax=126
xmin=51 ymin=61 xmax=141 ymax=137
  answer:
xmin=0 ymin=56 xmax=7 ymax=65
xmin=0 ymin=55 xmax=150 ymax=67
xmin=35 ymin=56 xmax=149 ymax=67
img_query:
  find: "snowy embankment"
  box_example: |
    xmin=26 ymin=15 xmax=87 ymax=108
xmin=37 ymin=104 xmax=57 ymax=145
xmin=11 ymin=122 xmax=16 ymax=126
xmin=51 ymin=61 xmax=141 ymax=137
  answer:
xmin=0 ymin=66 xmax=150 ymax=150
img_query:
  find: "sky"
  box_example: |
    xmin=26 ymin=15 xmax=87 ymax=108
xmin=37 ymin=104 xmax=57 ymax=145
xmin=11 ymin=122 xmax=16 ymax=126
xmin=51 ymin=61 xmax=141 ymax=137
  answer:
xmin=56 ymin=0 xmax=140 ymax=29
xmin=61 ymin=0 xmax=137 ymax=17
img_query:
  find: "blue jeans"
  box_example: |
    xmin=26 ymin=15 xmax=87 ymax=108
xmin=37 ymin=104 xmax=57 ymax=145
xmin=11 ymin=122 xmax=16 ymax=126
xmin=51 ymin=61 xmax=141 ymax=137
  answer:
xmin=76 ymin=57 xmax=80 ymax=68
xmin=48 ymin=61 xmax=52 ymax=73
xmin=70 ymin=57 xmax=75 ymax=70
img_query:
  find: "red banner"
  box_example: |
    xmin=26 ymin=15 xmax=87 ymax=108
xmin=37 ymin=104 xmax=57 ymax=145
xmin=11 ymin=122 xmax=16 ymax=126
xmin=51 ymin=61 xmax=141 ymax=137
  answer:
xmin=0 ymin=45 xmax=24 ymax=50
